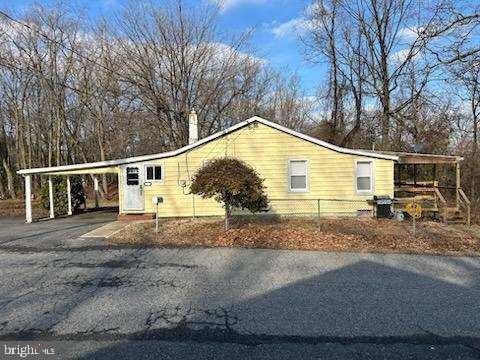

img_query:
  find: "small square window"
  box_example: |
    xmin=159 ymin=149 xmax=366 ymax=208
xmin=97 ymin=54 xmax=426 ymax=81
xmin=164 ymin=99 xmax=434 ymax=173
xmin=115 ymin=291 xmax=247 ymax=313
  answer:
xmin=146 ymin=165 xmax=162 ymax=181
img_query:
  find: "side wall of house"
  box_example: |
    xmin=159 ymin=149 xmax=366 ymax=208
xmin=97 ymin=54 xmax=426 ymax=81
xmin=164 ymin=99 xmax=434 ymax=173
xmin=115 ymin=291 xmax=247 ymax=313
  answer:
xmin=118 ymin=122 xmax=394 ymax=217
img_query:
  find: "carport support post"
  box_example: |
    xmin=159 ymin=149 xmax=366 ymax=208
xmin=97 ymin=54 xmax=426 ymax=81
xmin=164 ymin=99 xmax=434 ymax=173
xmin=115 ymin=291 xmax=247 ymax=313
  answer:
xmin=66 ymin=176 xmax=72 ymax=216
xmin=24 ymin=175 xmax=32 ymax=223
xmin=48 ymin=176 xmax=54 ymax=219
xmin=93 ymin=176 xmax=99 ymax=208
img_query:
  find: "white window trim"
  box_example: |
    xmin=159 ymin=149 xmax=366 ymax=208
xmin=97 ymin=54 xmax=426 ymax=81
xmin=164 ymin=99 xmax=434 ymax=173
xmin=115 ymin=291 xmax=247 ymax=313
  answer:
xmin=144 ymin=164 xmax=164 ymax=183
xmin=288 ymin=159 xmax=309 ymax=193
xmin=355 ymin=159 xmax=374 ymax=195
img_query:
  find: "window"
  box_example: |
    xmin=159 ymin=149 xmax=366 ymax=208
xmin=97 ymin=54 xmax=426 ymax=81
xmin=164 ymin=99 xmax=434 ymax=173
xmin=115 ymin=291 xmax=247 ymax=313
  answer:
xmin=289 ymin=160 xmax=308 ymax=192
xmin=145 ymin=165 xmax=162 ymax=181
xmin=356 ymin=161 xmax=372 ymax=192
xmin=126 ymin=167 xmax=139 ymax=186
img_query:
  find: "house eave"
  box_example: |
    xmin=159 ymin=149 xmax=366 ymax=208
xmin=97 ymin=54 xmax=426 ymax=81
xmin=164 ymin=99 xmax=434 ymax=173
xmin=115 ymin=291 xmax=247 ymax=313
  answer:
xmin=17 ymin=116 xmax=398 ymax=176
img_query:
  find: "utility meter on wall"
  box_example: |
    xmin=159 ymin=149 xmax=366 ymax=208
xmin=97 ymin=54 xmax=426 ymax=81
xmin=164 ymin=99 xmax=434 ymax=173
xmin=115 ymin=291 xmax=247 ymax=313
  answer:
xmin=152 ymin=196 xmax=163 ymax=205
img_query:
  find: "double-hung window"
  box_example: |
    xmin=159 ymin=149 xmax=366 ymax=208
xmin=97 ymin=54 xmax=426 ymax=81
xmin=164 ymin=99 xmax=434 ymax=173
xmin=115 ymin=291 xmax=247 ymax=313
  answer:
xmin=289 ymin=160 xmax=308 ymax=192
xmin=356 ymin=161 xmax=372 ymax=193
xmin=145 ymin=165 xmax=163 ymax=181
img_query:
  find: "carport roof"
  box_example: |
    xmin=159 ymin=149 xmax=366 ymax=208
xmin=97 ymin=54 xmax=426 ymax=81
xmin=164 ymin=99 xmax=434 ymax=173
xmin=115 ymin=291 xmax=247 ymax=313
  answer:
xmin=363 ymin=151 xmax=463 ymax=164
xmin=17 ymin=116 xmax=399 ymax=176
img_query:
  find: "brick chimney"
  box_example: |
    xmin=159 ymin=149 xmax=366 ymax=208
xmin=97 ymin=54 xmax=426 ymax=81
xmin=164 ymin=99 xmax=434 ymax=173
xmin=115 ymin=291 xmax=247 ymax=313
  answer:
xmin=188 ymin=109 xmax=198 ymax=145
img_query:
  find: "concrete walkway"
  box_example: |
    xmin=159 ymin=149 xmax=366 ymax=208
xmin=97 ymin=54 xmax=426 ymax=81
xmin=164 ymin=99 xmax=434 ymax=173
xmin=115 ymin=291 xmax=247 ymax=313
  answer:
xmin=80 ymin=221 xmax=130 ymax=239
xmin=0 ymin=242 xmax=479 ymax=359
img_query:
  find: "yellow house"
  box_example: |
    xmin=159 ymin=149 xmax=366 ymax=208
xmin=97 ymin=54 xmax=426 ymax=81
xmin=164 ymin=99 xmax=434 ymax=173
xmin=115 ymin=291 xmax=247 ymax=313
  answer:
xmin=17 ymin=115 xmax=398 ymax=222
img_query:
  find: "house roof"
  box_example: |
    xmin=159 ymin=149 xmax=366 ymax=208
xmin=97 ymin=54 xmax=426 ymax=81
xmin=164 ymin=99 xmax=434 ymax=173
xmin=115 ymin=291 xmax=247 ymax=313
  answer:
xmin=17 ymin=116 xmax=399 ymax=175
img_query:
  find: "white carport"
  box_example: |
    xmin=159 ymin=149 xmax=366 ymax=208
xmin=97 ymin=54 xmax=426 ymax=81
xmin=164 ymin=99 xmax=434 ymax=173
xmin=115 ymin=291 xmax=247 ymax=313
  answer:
xmin=17 ymin=163 xmax=119 ymax=223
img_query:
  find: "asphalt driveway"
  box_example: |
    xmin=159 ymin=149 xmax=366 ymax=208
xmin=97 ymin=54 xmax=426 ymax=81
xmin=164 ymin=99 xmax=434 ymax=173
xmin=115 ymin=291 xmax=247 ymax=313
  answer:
xmin=0 ymin=217 xmax=479 ymax=358
xmin=0 ymin=209 xmax=118 ymax=250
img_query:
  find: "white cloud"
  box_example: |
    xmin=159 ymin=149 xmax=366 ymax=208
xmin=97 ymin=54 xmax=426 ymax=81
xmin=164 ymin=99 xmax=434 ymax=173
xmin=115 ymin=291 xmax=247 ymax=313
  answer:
xmin=207 ymin=42 xmax=266 ymax=65
xmin=209 ymin=0 xmax=267 ymax=12
xmin=271 ymin=17 xmax=312 ymax=38
xmin=391 ymin=48 xmax=411 ymax=63
xmin=398 ymin=27 xmax=419 ymax=41
xmin=397 ymin=26 xmax=426 ymax=45
xmin=270 ymin=2 xmax=321 ymax=39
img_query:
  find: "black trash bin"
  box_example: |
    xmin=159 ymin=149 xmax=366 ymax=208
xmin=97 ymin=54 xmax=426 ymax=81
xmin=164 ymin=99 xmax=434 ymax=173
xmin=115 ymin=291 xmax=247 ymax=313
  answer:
xmin=374 ymin=195 xmax=393 ymax=219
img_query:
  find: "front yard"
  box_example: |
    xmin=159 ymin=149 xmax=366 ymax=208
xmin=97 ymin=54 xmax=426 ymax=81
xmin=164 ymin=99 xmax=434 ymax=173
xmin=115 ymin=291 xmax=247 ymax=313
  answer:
xmin=110 ymin=217 xmax=480 ymax=256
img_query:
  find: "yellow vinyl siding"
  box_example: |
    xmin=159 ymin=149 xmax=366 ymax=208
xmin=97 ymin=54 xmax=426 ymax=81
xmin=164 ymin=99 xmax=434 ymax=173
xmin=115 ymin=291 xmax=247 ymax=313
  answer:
xmin=119 ymin=122 xmax=394 ymax=217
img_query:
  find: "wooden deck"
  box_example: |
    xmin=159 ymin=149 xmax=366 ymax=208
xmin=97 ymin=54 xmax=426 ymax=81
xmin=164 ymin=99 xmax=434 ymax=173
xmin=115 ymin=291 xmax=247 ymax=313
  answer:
xmin=371 ymin=150 xmax=472 ymax=225
xmin=394 ymin=185 xmax=471 ymax=225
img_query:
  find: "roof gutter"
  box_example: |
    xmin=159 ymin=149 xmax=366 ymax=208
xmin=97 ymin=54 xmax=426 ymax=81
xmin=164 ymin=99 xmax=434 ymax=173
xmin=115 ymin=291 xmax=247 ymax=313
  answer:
xmin=17 ymin=116 xmax=398 ymax=176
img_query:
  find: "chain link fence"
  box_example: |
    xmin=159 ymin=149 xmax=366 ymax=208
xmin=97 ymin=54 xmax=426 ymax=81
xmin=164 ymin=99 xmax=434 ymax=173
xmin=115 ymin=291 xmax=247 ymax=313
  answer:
xmin=229 ymin=198 xmax=375 ymax=226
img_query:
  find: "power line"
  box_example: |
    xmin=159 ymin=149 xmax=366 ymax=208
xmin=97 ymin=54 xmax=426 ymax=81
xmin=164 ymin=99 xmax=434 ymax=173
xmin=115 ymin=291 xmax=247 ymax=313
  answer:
xmin=0 ymin=9 xmax=125 ymax=81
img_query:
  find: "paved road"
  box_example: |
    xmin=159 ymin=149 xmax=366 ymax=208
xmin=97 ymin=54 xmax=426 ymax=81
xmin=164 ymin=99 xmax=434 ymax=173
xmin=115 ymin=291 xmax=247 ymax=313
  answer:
xmin=0 ymin=215 xmax=479 ymax=358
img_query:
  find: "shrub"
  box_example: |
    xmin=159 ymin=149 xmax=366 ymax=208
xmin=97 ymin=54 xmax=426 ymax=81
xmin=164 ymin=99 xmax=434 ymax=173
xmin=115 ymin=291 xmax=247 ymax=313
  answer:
xmin=40 ymin=176 xmax=85 ymax=216
xmin=190 ymin=158 xmax=269 ymax=229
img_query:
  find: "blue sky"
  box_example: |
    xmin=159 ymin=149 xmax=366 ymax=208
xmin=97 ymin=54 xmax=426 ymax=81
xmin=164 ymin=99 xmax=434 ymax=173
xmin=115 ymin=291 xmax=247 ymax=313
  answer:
xmin=3 ymin=0 xmax=324 ymax=95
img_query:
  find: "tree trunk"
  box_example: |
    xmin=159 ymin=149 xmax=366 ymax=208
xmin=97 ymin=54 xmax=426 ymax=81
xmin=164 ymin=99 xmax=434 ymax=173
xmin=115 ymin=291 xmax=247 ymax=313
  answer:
xmin=0 ymin=179 xmax=5 ymax=199
xmin=470 ymin=106 xmax=478 ymax=201
xmin=225 ymin=204 xmax=230 ymax=231
xmin=2 ymin=158 xmax=16 ymax=199
xmin=97 ymin=120 xmax=109 ymax=196
xmin=380 ymin=56 xmax=391 ymax=149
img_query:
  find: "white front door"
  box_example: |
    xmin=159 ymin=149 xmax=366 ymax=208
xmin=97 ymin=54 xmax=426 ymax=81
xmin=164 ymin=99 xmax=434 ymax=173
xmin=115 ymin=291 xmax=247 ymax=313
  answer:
xmin=123 ymin=166 xmax=144 ymax=211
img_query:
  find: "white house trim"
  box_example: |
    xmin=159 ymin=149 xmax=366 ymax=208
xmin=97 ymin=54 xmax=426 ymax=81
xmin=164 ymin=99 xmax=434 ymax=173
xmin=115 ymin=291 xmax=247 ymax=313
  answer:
xmin=144 ymin=163 xmax=164 ymax=183
xmin=17 ymin=116 xmax=399 ymax=176
xmin=355 ymin=159 xmax=375 ymax=195
xmin=288 ymin=159 xmax=309 ymax=193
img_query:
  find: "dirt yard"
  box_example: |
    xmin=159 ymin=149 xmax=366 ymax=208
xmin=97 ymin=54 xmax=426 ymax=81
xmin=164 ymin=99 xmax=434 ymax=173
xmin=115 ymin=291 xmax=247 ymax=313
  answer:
xmin=0 ymin=199 xmax=48 ymax=217
xmin=109 ymin=217 xmax=480 ymax=256
xmin=0 ymin=198 xmax=118 ymax=218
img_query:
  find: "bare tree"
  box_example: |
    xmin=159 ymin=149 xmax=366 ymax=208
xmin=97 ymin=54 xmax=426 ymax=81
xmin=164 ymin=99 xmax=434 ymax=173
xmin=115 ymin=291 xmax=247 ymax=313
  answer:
xmin=112 ymin=1 xmax=265 ymax=148
xmin=450 ymin=57 xmax=480 ymax=201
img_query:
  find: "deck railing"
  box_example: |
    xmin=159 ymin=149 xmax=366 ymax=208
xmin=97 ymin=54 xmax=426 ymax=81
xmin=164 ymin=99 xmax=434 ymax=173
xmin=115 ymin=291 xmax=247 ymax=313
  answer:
xmin=457 ymin=188 xmax=471 ymax=226
xmin=434 ymin=187 xmax=448 ymax=222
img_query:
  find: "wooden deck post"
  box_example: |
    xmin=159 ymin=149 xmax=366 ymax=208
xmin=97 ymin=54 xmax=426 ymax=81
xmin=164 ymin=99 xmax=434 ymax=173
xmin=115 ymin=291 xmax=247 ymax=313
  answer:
xmin=48 ymin=176 xmax=55 ymax=219
xmin=413 ymin=164 xmax=417 ymax=186
xmin=24 ymin=175 xmax=32 ymax=223
xmin=66 ymin=176 xmax=72 ymax=216
xmin=456 ymin=162 xmax=460 ymax=207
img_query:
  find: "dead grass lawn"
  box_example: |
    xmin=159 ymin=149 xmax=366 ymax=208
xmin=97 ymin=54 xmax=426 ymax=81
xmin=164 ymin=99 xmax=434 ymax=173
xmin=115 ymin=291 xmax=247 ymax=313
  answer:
xmin=0 ymin=199 xmax=48 ymax=217
xmin=109 ymin=217 xmax=480 ymax=256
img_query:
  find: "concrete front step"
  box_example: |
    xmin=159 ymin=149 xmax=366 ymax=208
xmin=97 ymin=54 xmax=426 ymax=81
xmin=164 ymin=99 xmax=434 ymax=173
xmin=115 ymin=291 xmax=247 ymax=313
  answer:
xmin=117 ymin=213 xmax=156 ymax=221
xmin=445 ymin=214 xmax=466 ymax=224
xmin=445 ymin=220 xmax=467 ymax=225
